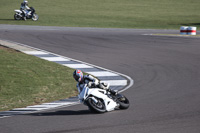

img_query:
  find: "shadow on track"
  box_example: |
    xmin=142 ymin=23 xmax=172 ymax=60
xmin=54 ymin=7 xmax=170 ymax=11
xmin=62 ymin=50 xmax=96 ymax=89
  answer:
xmin=29 ymin=110 xmax=96 ymax=116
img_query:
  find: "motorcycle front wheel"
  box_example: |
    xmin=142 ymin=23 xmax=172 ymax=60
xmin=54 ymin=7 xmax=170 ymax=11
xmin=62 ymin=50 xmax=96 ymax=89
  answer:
xmin=117 ymin=95 xmax=130 ymax=109
xmin=86 ymin=97 xmax=106 ymax=113
xmin=32 ymin=13 xmax=39 ymax=21
xmin=14 ymin=14 xmax=21 ymax=20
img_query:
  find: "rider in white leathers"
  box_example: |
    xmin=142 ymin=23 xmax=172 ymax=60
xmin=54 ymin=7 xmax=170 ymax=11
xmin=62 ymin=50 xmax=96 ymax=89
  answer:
xmin=20 ymin=0 xmax=30 ymax=20
xmin=73 ymin=69 xmax=117 ymax=96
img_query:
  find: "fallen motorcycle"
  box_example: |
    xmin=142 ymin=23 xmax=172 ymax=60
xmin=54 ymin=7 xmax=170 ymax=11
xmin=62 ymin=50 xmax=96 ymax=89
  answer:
xmin=79 ymin=84 xmax=129 ymax=113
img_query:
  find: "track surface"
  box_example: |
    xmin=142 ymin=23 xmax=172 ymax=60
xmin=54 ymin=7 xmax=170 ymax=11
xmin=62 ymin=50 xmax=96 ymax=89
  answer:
xmin=0 ymin=25 xmax=200 ymax=133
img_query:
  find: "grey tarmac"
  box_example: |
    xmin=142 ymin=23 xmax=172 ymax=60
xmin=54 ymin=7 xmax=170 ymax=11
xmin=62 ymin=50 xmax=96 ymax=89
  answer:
xmin=0 ymin=25 xmax=200 ymax=133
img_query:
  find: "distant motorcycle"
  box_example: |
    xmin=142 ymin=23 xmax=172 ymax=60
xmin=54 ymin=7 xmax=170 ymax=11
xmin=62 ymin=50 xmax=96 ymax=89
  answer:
xmin=14 ymin=7 xmax=38 ymax=21
xmin=79 ymin=84 xmax=130 ymax=113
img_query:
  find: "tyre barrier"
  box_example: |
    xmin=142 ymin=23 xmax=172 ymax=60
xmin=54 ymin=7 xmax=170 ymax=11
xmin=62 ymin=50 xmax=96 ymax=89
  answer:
xmin=188 ymin=27 xmax=197 ymax=35
xmin=180 ymin=26 xmax=197 ymax=35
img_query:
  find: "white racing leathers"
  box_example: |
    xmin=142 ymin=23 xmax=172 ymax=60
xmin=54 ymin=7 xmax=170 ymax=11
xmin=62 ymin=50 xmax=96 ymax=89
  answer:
xmin=20 ymin=3 xmax=30 ymax=17
xmin=77 ymin=75 xmax=109 ymax=102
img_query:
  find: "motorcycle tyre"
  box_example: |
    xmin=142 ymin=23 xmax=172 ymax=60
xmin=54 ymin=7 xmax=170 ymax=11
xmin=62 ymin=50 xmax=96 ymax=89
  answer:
xmin=117 ymin=95 xmax=130 ymax=109
xmin=86 ymin=98 xmax=106 ymax=113
xmin=32 ymin=13 xmax=39 ymax=21
xmin=14 ymin=14 xmax=21 ymax=20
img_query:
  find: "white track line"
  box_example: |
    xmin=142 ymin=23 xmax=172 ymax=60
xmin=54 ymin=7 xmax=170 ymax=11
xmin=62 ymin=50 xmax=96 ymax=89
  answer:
xmin=27 ymin=105 xmax=60 ymax=108
xmin=101 ymin=80 xmax=127 ymax=86
xmin=41 ymin=57 xmax=70 ymax=61
xmin=12 ymin=108 xmax=48 ymax=111
xmin=86 ymin=71 xmax=119 ymax=77
xmin=63 ymin=64 xmax=93 ymax=68
xmin=22 ymin=51 xmax=49 ymax=55
xmin=0 ymin=116 xmax=11 ymax=119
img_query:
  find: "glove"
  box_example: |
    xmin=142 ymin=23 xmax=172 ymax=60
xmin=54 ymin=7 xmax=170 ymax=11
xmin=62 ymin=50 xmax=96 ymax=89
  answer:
xmin=88 ymin=82 xmax=95 ymax=88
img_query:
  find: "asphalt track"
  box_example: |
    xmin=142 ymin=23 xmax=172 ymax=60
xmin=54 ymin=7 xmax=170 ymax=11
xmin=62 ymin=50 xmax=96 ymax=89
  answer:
xmin=0 ymin=25 xmax=200 ymax=133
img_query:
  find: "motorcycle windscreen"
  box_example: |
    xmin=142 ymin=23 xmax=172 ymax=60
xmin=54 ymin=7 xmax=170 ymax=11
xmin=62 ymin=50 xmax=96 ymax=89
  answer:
xmin=79 ymin=86 xmax=89 ymax=101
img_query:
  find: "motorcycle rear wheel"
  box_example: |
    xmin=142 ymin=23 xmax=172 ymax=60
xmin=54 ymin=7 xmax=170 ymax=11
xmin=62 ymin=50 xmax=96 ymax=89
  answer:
xmin=87 ymin=98 xmax=106 ymax=113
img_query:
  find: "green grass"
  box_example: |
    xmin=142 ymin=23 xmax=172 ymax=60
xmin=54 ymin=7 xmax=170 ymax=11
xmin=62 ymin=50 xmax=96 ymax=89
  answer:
xmin=0 ymin=0 xmax=200 ymax=29
xmin=0 ymin=46 xmax=77 ymax=111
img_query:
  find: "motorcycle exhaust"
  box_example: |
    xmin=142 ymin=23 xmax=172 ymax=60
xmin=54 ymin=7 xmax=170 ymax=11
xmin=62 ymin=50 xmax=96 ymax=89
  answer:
xmin=91 ymin=97 xmax=98 ymax=104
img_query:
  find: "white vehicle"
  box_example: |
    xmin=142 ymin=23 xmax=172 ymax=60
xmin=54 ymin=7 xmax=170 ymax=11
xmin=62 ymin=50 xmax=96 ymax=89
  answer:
xmin=14 ymin=7 xmax=38 ymax=21
xmin=79 ymin=84 xmax=130 ymax=113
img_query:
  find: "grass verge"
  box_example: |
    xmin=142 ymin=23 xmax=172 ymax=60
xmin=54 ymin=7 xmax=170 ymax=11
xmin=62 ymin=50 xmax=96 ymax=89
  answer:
xmin=0 ymin=0 xmax=200 ymax=29
xmin=0 ymin=45 xmax=77 ymax=111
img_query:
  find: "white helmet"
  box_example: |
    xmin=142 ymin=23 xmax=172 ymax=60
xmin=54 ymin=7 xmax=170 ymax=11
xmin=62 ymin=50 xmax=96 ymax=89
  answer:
xmin=24 ymin=0 xmax=28 ymax=5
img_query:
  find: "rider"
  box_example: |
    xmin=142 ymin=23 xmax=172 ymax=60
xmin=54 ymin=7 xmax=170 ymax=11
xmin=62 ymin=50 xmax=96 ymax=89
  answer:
xmin=73 ymin=69 xmax=117 ymax=95
xmin=20 ymin=0 xmax=30 ymax=20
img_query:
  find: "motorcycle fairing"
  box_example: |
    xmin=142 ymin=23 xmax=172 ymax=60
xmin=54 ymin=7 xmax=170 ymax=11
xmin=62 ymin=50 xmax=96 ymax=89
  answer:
xmin=85 ymin=88 xmax=117 ymax=112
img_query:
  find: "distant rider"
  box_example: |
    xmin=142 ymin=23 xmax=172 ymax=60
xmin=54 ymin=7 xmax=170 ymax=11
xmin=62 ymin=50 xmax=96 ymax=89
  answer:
xmin=20 ymin=0 xmax=30 ymax=20
xmin=73 ymin=69 xmax=117 ymax=97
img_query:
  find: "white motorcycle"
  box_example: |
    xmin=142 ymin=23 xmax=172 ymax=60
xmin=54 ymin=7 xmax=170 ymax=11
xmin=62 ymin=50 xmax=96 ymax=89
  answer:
xmin=14 ymin=7 xmax=38 ymax=21
xmin=79 ymin=84 xmax=130 ymax=113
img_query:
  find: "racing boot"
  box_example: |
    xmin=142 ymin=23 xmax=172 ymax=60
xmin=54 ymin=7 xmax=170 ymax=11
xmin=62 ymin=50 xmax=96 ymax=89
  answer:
xmin=22 ymin=12 xmax=26 ymax=21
